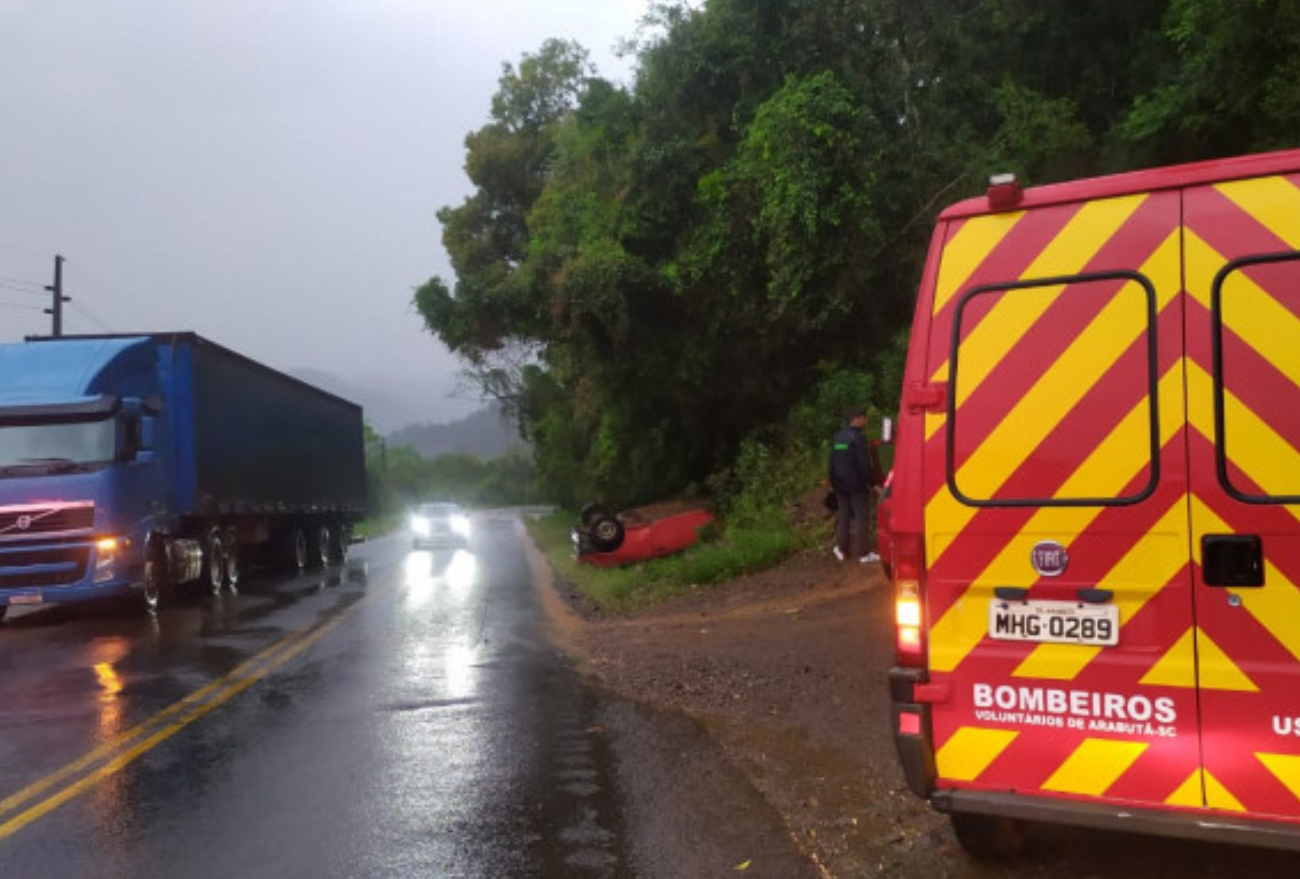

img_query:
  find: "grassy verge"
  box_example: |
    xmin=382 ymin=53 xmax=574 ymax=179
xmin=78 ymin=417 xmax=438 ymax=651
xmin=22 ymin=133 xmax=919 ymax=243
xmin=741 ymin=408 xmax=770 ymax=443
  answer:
xmin=525 ymin=509 xmax=808 ymax=612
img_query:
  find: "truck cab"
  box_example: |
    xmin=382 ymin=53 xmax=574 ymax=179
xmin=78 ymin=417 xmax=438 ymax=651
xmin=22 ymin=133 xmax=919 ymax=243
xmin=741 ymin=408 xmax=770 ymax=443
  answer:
xmin=0 ymin=333 xmax=365 ymax=620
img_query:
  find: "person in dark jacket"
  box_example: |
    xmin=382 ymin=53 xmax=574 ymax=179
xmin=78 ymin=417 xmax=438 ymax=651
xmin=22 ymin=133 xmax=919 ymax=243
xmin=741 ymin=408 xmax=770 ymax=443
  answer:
xmin=829 ymin=407 xmax=881 ymax=563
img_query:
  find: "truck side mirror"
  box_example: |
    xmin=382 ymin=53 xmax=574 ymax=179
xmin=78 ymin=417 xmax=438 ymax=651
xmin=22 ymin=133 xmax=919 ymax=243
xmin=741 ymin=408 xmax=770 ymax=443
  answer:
xmin=122 ymin=413 xmax=157 ymax=463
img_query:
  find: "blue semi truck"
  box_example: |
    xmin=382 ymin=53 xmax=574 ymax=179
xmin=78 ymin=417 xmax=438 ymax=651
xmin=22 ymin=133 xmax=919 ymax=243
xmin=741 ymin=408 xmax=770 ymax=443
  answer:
xmin=0 ymin=333 xmax=366 ymax=620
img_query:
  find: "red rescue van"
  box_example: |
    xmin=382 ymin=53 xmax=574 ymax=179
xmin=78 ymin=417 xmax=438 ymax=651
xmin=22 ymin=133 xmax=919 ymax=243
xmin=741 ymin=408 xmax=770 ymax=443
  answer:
xmin=889 ymin=148 xmax=1300 ymax=856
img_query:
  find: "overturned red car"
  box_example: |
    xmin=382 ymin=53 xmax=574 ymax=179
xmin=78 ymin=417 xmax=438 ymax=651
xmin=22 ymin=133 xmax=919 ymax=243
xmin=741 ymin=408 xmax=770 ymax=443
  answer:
xmin=572 ymin=504 xmax=715 ymax=568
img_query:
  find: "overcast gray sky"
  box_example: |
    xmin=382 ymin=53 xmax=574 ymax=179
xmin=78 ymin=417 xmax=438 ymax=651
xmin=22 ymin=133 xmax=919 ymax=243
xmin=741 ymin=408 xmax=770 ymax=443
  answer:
xmin=0 ymin=0 xmax=644 ymax=430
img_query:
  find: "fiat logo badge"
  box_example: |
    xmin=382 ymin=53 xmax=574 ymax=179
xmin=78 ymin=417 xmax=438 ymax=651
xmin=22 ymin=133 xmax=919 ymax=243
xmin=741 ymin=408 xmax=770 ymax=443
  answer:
xmin=1031 ymin=541 xmax=1069 ymax=577
xmin=16 ymin=515 xmax=32 ymax=531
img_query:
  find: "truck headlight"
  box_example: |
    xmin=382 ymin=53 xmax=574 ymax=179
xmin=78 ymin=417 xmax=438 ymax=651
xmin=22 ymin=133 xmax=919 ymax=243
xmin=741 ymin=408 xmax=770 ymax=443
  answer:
xmin=94 ymin=537 xmax=121 ymax=583
xmin=410 ymin=516 xmax=431 ymax=537
xmin=450 ymin=514 xmax=471 ymax=538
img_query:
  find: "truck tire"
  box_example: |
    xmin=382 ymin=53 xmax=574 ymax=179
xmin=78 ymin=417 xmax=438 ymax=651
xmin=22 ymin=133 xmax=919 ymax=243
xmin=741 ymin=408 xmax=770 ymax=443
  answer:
xmin=329 ymin=524 xmax=350 ymax=564
xmin=202 ymin=528 xmax=226 ymax=595
xmin=223 ymin=526 xmax=241 ymax=591
xmin=285 ymin=527 xmax=307 ymax=573
xmin=310 ymin=524 xmax=331 ymax=570
xmin=141 ymin=541 xmax=165 ymax=613
xmin=588 ymin=514 xmax=625 ymax=552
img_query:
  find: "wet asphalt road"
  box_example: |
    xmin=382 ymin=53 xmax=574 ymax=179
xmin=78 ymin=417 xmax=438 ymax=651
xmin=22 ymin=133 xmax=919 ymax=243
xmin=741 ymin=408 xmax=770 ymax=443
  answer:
xmin=0 ymin=513 xmax=663 ymax=878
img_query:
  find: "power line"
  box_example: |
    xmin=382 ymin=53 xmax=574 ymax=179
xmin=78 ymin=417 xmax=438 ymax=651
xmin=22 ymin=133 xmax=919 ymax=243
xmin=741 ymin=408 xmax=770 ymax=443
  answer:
xmin=0 ymin=299 xmax=45 ymax=311
xmin=65 ymin=264 xmax=151 ymax=329
xmin=0 ymin=281 xmax=45 ymax=296
xmin=0 ymin=274 xmax=44 ymax=291
xmin=67 ymin=298 xmax=116 ymax=333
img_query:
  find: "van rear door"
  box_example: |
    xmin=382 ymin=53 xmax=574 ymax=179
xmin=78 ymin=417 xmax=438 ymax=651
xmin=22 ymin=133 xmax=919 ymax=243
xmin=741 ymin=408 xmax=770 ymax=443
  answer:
xmin=1184 ymin=172 xmax=1300 ymax=818
xmin=923 ymin=189 xmax=1204 ymax=809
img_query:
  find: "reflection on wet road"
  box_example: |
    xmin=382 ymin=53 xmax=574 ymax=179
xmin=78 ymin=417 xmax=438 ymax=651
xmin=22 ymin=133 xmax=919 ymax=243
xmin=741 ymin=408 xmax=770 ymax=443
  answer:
xmin=0 ymin=513 xmax=633 ymax=878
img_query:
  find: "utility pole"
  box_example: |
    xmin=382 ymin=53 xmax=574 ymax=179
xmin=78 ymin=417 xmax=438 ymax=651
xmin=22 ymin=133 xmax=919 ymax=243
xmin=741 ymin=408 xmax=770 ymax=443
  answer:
xmin=44 ymin=254 xmax=69 ymax=336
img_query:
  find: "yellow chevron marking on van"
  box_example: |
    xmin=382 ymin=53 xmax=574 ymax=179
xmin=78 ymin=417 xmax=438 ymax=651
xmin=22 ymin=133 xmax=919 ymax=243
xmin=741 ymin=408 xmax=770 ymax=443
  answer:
xmin=954 ymin=232 xmax=1180 ymax=494
xmin=1188 ymin=493 xmax=1300 ymax=665
xmin=933 ymin=210 xmax=1025 ymax=315
xmin=1167 ymin=769 xmax=1247 ymax=811
xmin=935 ymin=727 xmax=1019 ymax=782
xmin=1141 ymin=627 xmax=1257 ymax=691
xmin=926 ymin=233 xmax=1179 ymax=551
xmin=1014 ymin=499 xmax=1189 ymax=681
xmin=1043 ymin=739 xmax=1148 ymax=796
xmin=1183 ymin=230 xmax=1223 ymax=310
xmin=1203 ymin=770 xmax=1248 ymax=812
xmin=1217 ymin=175 xmax=1300 ymax=249
xmin=1215 ymin=258 xmax=1300 ymax=394
xmin=1193 ymin=629 xmax=1259 ymax=691
xmin=1165 ymin=770 xmax=1204 ymax=808
xmin=1138 ymin=628 xmax=1198 ymax=689
xmin=1186 ymin=231 xmax=1300 ymax=497
xmin=1186 ymin=363 xmax=1300 ymax=524
xmin=1256 ymin=753 xmax=1300 ymax=805
xmin=925 ymin=195 xmax=1149 ymax=441
xmin=928 ymin=365 xmax=1187 ymax=675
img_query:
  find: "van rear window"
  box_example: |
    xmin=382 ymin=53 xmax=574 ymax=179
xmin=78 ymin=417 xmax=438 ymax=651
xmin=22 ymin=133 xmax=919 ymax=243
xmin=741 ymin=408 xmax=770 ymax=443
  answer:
xmin=946 ymin=270 xmax=1160 ymax=508
xmin=1212 ymin=251 xmax=1300 ymax=504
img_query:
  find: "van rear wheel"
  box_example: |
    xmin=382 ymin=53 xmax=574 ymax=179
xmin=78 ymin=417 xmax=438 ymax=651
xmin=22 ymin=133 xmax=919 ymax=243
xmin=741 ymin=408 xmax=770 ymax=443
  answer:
xmin=949 ymin=812 xmax=1026 ymax=860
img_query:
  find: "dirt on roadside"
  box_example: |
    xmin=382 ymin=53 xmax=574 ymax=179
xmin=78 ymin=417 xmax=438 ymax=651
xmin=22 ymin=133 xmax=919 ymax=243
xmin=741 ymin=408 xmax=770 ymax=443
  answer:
xmin=533 ymin=541 xmax=1300 ymax=879
xmin=534 ymin=545 xmax=963 ymax=877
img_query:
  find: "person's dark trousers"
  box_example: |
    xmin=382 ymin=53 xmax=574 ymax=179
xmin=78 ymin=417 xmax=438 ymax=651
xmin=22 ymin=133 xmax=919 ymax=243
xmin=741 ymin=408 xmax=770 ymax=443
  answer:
xmin=835 ymin=492 xmax=869 ymax=558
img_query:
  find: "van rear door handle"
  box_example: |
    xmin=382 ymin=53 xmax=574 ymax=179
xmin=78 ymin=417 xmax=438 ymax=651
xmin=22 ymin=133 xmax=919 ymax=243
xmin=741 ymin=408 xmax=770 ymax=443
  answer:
xmin=1202 ymin=534 xmax=1264 ymax=587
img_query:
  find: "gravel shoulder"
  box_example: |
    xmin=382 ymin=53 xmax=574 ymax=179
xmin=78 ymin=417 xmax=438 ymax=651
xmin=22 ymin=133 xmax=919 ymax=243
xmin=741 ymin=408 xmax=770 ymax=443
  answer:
xmin=531 ymin=539 xmax=1300 ymax=879
xmin=532 ymin=544 xmax=959 ymax=877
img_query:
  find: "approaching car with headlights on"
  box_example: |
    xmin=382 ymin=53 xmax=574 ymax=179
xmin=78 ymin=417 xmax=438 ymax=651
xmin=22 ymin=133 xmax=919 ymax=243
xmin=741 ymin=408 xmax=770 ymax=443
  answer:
xmin=410 ymin=503 xmax=471 ymax=549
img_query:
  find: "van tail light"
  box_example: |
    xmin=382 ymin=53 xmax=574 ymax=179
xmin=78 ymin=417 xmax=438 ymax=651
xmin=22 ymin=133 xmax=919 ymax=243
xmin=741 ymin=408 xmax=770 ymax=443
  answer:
xmin=893 ymin=532 xmax=927 ymax=666
xmin=896 ymin=579 xmax=925 ymax=663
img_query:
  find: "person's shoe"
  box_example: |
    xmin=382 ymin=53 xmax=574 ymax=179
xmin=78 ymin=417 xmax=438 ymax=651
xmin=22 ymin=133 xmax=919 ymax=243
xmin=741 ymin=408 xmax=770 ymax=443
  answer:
xmin=860 ymin=551 xmax=880 ymax=564
xmin=832 ymin=546 xmax=845 ymax=562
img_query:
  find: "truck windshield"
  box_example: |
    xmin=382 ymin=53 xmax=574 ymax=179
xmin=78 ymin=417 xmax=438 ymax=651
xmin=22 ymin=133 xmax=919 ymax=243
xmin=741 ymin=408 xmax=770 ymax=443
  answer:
xmin=0 ymin=418 xmax=117 ymax=472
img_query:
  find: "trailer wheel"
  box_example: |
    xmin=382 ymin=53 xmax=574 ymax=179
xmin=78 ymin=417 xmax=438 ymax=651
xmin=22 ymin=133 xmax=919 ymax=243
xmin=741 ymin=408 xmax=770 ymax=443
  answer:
xmin=311 ymin=524 xmax=331 ymax=570
xmin=329 ymin=524 xmax=351 ymax=564
xmin=949 ymin=813 xmax=1025 ymax=861
xmin=223 ymin=527 xmax=241 ymax=592
xmin=203 ymin=528 xmax=226 ymax=595
xmin=141 ymin=541 xmax=164 ymax=613
xmin=587 ymin=514 xmax=625 ymax=552
xmin=287 ymin=527 xmax=307 ymax=573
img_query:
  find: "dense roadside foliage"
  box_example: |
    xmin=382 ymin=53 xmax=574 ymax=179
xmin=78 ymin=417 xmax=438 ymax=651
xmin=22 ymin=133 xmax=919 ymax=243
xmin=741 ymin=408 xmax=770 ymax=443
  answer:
xmin=416 ymin=0 xmax=1299 ymax=516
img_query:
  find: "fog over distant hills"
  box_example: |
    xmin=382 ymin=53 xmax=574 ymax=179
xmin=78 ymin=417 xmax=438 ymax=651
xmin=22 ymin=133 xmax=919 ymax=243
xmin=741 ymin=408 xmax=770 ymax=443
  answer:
xmin=389 ymin=406 xmax=523 ymax=459
xmin=289 ymin=369 xmax=484 ymax=436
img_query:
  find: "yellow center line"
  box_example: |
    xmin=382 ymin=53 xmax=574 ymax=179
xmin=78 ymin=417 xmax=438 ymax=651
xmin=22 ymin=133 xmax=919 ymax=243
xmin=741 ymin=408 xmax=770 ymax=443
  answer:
xmin=0 ymin=594 xmax=368 ymax=841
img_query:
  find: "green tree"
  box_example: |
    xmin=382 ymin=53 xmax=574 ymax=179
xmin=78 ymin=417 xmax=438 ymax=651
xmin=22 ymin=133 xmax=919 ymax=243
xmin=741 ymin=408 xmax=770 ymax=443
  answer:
xmin=1122 ymin=0 xmax=1300 ymax=161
